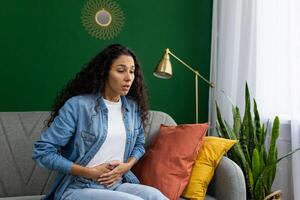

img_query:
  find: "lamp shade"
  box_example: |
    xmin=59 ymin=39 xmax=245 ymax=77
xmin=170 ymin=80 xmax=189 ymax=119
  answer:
xmin=153 ymin=49 xmax=172 ymax=79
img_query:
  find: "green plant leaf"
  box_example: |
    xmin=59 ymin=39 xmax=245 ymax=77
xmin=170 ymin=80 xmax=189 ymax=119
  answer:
xmin=231 ymin=142 xmax=254 ymax=198
xmin=267 ymin=117 xmax=280 ymax=165
xmin=254 ymin=167 xmax=267 ymax=200
xmin=264 ymin=117 xmax=279 ymax=193
xmin=263 ymin=121 xmax=270 ymax=147
xmin=216 ymin=102 xmax=229 ymax=139
xmin=277 ymin=147 xmax=300 ymax=162
xmin=224 ymin=121 xmax=238 ymax=140
xmin=261 ymin=124 xmax=268 ymax=163
xmin=254 ymin=180 xmax=265 ymax=200
xmin=243 ymin=83 xmax=256 ymax=161
xmin=257 ymin=156 xmax=284 ymax=198
xmin=259 ymin=145 xmax=266 ymax=172
xmin=252 ymin=148 xmax=261 ymax=183
xmin=233 ymin=105 xmax=241 ymax=138
xmin=216 ymin=121 xmax=223 ymax=138
xmin=213 ymin=83 xmax=300 ymax=200
xmin=247 ymin=165 xmax=255 ymax=199
xmin=254 ymin=99 xmax=262 ymax=145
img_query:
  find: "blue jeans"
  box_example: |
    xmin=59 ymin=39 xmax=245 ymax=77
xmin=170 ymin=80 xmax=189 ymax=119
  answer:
xmin=61 ymin=177 xmax=169 ymax=200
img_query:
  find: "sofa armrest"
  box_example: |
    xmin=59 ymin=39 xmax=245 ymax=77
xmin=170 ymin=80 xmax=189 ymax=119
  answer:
xmin=207 ymin=156 xmax=246 ymax=200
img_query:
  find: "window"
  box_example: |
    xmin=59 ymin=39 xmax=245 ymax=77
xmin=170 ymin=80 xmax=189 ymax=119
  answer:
xmin=257 ymin=0 xmax=300 ymax=121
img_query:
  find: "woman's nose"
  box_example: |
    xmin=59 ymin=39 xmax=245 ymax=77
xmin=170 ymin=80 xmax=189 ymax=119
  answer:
xmin=124 ymin=72 xmax=133 ymax=81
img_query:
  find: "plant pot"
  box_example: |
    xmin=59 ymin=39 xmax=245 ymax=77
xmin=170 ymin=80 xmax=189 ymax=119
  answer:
xmin=264 ymin=190 xmax=282 ymax=200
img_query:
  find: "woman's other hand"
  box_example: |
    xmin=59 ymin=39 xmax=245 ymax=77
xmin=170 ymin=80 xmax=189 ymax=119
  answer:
xmin=88 ymin=163 xmax=113 ymax=181
xmin=71 ymin=163 xmax=112 ymax=181
xmin=97 ymin=161 xmax=131 ymax=186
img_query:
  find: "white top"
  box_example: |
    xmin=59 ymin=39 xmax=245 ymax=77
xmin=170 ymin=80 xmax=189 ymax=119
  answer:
xmin=86 ymin=99 xmax=126 ymax=167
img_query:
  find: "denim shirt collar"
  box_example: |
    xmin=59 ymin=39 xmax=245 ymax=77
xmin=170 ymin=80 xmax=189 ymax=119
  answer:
xmin=96 ymin=94 xmax=130 ymax=112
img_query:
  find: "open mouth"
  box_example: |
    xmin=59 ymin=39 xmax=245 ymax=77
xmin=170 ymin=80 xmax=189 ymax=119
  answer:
xmin=121 ymin=85 xmax=130 ymax=90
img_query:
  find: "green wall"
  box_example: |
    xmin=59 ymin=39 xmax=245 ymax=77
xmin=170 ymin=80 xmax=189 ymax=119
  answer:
xmin=0 ymin=0 xmax=212 ymax=124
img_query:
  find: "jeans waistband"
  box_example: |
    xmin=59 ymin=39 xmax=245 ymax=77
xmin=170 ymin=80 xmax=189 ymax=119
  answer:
xmin=68 ymin=176 xmax=122 ymax=190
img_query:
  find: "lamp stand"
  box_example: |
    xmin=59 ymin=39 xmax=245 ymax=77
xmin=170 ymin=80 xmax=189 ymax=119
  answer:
xmin=154 ymin=49 xmax=215 ymax=124
xmin=168 ymin=51 xmax=210 ymax=123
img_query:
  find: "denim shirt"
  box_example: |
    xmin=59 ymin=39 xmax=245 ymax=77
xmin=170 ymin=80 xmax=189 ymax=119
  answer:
xmin=32 ymin=94 xmax=145 ymax=200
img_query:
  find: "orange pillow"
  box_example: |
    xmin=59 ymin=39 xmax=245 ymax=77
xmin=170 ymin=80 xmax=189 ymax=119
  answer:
xmin=132 ymin=123 xmax=208 ymax=200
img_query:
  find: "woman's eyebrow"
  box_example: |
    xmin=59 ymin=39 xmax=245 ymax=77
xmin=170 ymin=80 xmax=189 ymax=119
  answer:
xmin=116 ymin=64 xmax=135 ymax=69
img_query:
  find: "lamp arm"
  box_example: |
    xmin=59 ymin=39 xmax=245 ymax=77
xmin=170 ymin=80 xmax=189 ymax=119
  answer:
xmin=168 ymin=50 xmax=215 ymax=88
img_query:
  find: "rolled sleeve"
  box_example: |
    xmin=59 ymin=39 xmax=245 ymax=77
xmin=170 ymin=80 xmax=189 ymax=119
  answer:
xmin=130 ymin=125 xmax=145 ymax=160
xmin=32 ymin=98 xmax=78 ymax=174
xmin=34 ymin=144 xmax=74 ymax=174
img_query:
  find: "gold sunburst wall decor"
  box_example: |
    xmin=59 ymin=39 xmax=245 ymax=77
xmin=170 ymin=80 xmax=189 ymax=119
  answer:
xmin=81 ymin=0 xmax=125 ymax=40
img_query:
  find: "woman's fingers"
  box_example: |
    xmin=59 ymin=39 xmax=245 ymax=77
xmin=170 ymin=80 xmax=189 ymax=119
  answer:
xmin=99 ymin=175 xmax=120 ymax=185
xmin=100 ymin=170 xmax=115 ymax=178
xmin=102 ymin=168 xmax=111 ymax=173
xmin=107 ymin=177 xmax=122 ymax=187
xmin=109 ymin=160 xmax=122 ymax=166
xmin=93 ymin=161 xmax=126 ymax=185
xmin=100 ymin=165 xmax=123 ymax=178
xmin=98 ymin=173 xmax=118 ymax=182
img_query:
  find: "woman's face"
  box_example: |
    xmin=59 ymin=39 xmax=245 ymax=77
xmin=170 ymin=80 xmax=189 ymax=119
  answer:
xmin=103 ymin=55 xmax=135 ymax=101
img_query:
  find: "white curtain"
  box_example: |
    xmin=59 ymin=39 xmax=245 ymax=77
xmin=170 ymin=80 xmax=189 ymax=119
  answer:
xmin=209 ymin=0 xmax=300 ymax=199
xmin=257 ymin=0 xmax=300 ymax=199
xmin=291 ymin=121 xmax=300 ymax=199
xmin=208 ymin=0 xmax=256 ymax=134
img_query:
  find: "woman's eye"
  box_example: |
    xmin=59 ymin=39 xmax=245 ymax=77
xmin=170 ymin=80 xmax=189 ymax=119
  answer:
xmin=130 ymin=70 xmax=135 ymax=74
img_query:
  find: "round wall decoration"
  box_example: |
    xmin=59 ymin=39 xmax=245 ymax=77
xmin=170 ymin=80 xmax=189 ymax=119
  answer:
xmin=81 ymin=0 xmax=125 ymax=40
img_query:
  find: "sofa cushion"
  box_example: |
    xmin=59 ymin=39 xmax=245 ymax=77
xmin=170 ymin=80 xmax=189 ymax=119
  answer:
xmin=133 ymin=123 xmax=208 ymax=200
xmin=0 ymin=195 xmax=45 ymax=200
xmin=182 ymin=137 xmax=238 ymax=200
xmin=0 ymin=112 xmax=55 ymax=197
xmin=144 ymin=111 xmax=177 ymax=149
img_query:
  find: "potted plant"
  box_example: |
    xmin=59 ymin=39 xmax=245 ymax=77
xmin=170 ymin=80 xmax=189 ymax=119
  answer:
xmin=215 ymin=83 xmax=300 ymax=200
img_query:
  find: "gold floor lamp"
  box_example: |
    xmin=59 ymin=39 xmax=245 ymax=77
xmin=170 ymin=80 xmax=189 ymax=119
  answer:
xmin=153 ymin=48 xmax=215 ymax=123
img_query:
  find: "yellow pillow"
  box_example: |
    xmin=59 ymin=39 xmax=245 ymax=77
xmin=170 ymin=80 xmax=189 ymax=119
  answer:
xmin=181 ymin=136 xmax=238 ymax=200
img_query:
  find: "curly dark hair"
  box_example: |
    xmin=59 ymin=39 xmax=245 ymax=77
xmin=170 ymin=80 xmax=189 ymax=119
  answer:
xmin=47 ymin=44 xmax=149 ymax=127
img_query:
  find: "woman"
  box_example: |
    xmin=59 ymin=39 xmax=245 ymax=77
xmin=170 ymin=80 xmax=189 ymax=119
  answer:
xmin=32 ymin=44 xmax=168 ymax=200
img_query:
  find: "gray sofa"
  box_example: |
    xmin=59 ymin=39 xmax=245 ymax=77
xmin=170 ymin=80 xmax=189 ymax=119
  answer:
xmin=0 ymin=111 xmax=246 ymax=200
